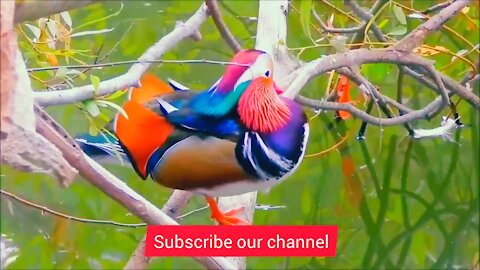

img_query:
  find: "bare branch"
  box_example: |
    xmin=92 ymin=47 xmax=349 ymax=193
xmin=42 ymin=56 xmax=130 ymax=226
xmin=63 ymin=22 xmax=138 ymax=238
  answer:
xmin=206 ymin=0 xmax=243 ymax=53
xmin=394 ymin=0 xmax=470 ymax=52
xmin=34 ymin=4 xmax=209 ymax=107
xmin=345 ymin=0 xmax=388 ymax=44
xmin=282 ymin=48 xmax=479 ymax=109
xmin=296 ymin=95 xmax=443 ymax=126
xmin=312 ymin=8 xmax=363 ymax=34
xmin=14 ymin=0 xmax=101 ymax=24
xmin=421 ymin=1 xmax=453 ymax=15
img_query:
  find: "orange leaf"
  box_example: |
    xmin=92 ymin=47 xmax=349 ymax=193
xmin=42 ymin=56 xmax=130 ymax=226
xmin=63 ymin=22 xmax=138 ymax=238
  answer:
xmin=46 ymin=53 xmax=58 ymax=66
xmin=336 ymin=75 xmax=351 ymax=119
xmin=341 ymin=155 xmax=362 ymax=208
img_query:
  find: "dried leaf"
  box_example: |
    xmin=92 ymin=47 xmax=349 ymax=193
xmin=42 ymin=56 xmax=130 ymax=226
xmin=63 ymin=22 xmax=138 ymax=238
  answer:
xmin=1 ymin=10 xmax=76 ymax=187
xmin=60 ymin=11 xmax=72 ymax=28
xmin=46 ymin=19 xmax=58 ymax=39
xmin=341 ymin=155 xmax=361 ymax=207
xmin=413 ymin=47 xmax=440 ymax=56
xmin=336 ymin=75 xmax=351 ymax=120
xmin=55 ymin=21 xmax=71 ymax=43
xmin=46 ymin=53 xmax=59 ymax=66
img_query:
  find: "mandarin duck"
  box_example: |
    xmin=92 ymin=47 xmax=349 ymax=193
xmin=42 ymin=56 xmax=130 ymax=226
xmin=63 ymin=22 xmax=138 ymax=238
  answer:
xmin=77 ymin=50 xmax=309 ymax=225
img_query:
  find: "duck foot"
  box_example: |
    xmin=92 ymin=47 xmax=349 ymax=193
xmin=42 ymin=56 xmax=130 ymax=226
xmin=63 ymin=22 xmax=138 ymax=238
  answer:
xmin=205 ymin=196 xmax=250 ymax=226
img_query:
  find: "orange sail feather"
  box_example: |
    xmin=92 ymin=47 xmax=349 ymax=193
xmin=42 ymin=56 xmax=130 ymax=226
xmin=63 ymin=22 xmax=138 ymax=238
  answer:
xmin=115 ymin=74 xmax=175 ymax=178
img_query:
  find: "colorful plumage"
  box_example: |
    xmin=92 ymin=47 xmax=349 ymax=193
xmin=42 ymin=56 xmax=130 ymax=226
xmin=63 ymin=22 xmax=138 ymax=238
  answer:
xmin=77 ymin=50 xmax=309 ymax=225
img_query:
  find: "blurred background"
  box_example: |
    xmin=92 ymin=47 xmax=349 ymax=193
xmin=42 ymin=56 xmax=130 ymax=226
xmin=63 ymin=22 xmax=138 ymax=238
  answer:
xmin=1 ymin=0 xmax=478 ymax=269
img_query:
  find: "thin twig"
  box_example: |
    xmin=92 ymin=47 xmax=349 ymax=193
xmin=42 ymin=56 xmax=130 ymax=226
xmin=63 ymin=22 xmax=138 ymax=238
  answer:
xmin=28 ymin=59 xmax=249 ymax=72
xmin=206 ymin=0 xmax=243 ymax=53
xmin=312 ymin=8 xmax=363 ymax=34
xmin=296 ymin=95 xmax=442 ymax=126
xmin=421 ymin=1 xmax=452 ymax=15
xmin=0 ymin=189 xmax=147 ymax=228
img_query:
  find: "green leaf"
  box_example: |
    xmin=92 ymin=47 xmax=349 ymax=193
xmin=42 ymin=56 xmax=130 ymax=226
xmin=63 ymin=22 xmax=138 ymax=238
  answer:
xmin=24 ymin=24 xmax=41 ymax=39
xmin=90 ymin=75 xmax=100 ymax=95
xmin=300 ymin=0 xmax=313 ymax=40
xmin=378 ymin=18 xmax=389 ymax=29
xmin=387 ymin=25 xmax=407 ymax=36
xmin=104 ymin=89 xmax=127 ymax=100
xmin=84 ymin=100 xmax=100 ymax=117
xmin=412 ymin=231 xmax=426 ymax=267
xmin=392 ymin=4 xmax=407 ymax=25
xmin=96 ymin=100 xmax=128 ymax=119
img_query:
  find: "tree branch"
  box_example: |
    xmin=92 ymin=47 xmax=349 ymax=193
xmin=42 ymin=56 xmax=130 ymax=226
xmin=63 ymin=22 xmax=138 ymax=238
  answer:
xmin=205 ymin=0 xmax=242 ymax=53
xmin=27 ymin=59 xmax=249 ymax=73
xmin=34 ymin=4 xmax=210 ymax=107
xmin=14 ymin=0 xmax=101 ymax=24
xmin=282 ymin=48 xmax=479 ymax=109
xmin=394 ymin=0 xmax=470 ymax=52
xmin=296 ymin=95 xmax=443 ymax=126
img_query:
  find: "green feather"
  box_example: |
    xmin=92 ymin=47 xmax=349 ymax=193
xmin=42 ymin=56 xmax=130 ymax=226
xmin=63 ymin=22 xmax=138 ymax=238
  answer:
xmin=192 ymin=80 xmax=251 ymax=116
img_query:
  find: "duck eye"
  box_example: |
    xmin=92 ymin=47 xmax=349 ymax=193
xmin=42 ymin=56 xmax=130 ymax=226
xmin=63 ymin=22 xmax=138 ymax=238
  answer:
xmin=265 ymin=70 xmax=270 ymax=77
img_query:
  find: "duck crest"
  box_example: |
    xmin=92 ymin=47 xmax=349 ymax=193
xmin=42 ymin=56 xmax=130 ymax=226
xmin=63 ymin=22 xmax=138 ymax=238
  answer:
xmin=237 ymin=77 xmax=291 ymax=133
